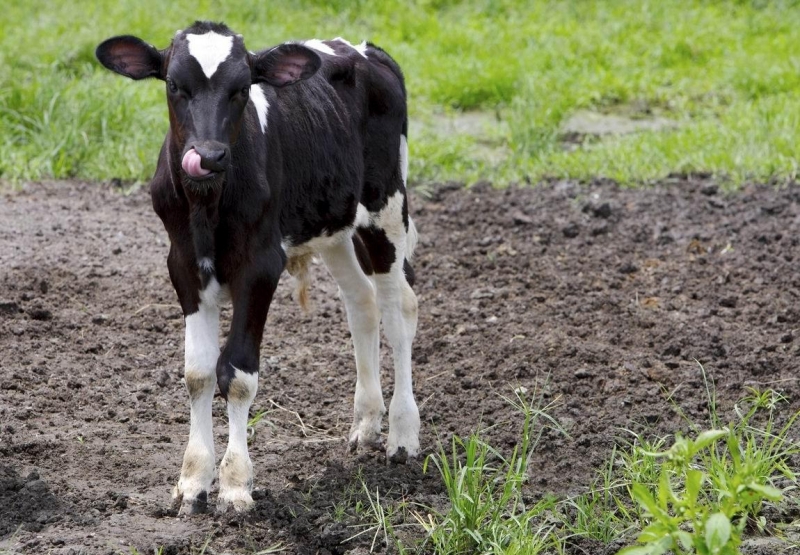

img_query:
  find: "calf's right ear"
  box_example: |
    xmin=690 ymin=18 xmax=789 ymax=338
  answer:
xmin=96 ymin=36 xmax=164 ymax=80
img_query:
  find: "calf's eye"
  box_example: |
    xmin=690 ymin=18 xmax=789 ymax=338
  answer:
xmin=167 ymin=80 xmax=178 ymax=93
xmin=241 ymin=86 xmax=250 ymax=97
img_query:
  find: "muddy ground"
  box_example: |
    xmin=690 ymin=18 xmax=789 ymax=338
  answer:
xmin=1 ymin=177 xmax=799 ymax=554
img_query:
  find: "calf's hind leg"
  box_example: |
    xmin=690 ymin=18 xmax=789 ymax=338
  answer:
xmin=320 ymin=237 xmax=385 ymax=452
xmin=359 ymin=208 xmax=420 ymax=463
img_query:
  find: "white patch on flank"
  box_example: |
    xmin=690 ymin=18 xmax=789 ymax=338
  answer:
xmin=406 ymin=217 xmax=418 ymax=260
xmin=187 ymin=32 xmax=234 ymax=79
xmin=334 ymin=37 xmax=368 ymax=58
xmin=249 ymin=84 xmax=269 ymax=133
xmin=399 ymin=134 xmax=409 ymax=186
xmin=218 ymin=367 xmax=259 ymax=511
xmin=367 ymin=190 xmax=407 ymax=240
xmin=284 ymin=228 xmax=353 ymax=259
xmin=304 ymin=39 xmax=336 ymax=56
xmin=198 ymin=257 xmax=214 ymax=274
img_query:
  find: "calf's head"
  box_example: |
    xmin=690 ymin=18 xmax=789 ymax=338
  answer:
xmin=96 ymin=22 xmax=321 ymax=186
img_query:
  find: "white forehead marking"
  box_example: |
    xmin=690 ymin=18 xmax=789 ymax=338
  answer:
xmin=334 ymin=37 xmax=368 ymax=58
xmin=250 ymin=84 xmax=269 ymax=133
xmin=186 ymin=32 xmax=234 ymax=79
xmin=304 ymin=39 xmax=336 ymax=56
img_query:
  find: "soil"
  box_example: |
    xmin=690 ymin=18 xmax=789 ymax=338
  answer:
xmin=1 ymin=177 xmax=799 ymax=554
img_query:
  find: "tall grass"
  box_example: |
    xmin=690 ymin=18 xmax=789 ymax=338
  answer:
xmin=3 ymin=1 xmax=800 ymax=185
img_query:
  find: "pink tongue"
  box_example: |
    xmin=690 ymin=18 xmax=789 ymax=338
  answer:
xmin=181 ymin=149 xmax=211 ymax=177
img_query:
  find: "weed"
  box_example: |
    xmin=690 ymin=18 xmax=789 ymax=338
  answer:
xmin=344 ymin=482 xmax=413 ymax=553
xmin=247 ymin=408 xmax=275 ymax=444
xmin=415 ymin=387 xmax=565 ymax=554
xmin=616 ymin=371 xmax=800 ymax=555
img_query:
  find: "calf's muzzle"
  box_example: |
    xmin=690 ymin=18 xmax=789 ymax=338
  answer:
xmin=182 ymin=141 xmax=230 ymax=179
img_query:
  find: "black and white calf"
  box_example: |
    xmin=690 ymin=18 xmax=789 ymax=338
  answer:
xmin=96 ymin=21 xmax=420 ymax=513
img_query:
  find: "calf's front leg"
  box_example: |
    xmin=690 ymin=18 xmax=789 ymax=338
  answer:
xmin=170 ymin=249 xmax=219 ymax=515
xmin=215 ymin=249 xmax=283 ymax=512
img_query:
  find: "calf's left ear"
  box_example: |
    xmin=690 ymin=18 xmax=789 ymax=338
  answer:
xmin=96 ymin=35 xmax=165 ymax=80
xmin=251 ymin=44 xmax=321 ymax=87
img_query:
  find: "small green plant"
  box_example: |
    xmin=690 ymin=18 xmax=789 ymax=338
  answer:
xmin=247 ymin=408 xmax=275 ymax=444
xmin=415 ymin=388 xmax=565 ymax=555
xmin=344 ymin=481 xmax=412 ymax=553
xmin=618 ymin=387 xmax=799 ymax=555
xmin=562 ymin=446 xmax=636 ymax=543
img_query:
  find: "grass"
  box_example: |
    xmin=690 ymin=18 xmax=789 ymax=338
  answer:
xmin=415 ymin=388 xmax=564 ymax=554
xmin=3 ymin=0 xmax=800 ymax=186
xmin=342 ymin=372 xmax=800 ymax=555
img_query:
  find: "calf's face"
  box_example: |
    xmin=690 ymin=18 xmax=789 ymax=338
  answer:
xmin=96 ymin=24 xmax=321 ymax=186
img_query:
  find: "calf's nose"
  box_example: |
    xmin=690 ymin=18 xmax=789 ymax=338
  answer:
xmin=194 ymin=143 xmax=229 ymax=172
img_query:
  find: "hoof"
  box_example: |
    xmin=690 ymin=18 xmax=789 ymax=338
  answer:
xmin=348 ymin=432 xmax=385 ymax=454
xmin=387 ymin=446 xmax=409 ymax=465
xmin=386 ymin=434 xmax=419 ymax=464
xmin=173 ymin=488 xmax=209 ymax=515
xmin=216 ymin=489 xmax=254 ymax=513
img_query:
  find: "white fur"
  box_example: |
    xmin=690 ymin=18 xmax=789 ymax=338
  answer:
xmin=320 ymin=239 xmax=384 ymax=449
xmin=367 ymin=190 xmax=408 ymax=241
xmin=373 ymin=270 xmax=420 ymax=460
xmin=284 ymin=227 xmax=351 ymax=259
xmin=334 ymin=37 xmax=368 ymax=59
xmin=218 ymin=368 xmax=259 ymax=511
xmin=406 ymin=217 xmax=418 ymax=260
xmin=399 ymin=135 xmax=409 ymax=186
xmin=199 ymin=277 xmax=222 ymax=306
xmin=249 ymin=84 xmax=269 ymax=133
xmin=175 ymin=280 xmax=220 ymax=512
xmin=304 ymin=39 xmax=336 ymax=56
xmin=198 ymin=257 xmax=214 ymax=274
xmin=187 ymin=32 xmax=234 ymax=79
xmin=355 ymin=203 xmax=370 ymax=228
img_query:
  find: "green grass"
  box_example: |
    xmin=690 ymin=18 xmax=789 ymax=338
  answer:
xmin=416 ymin=389 xmax=564 ymax=554
xmin=345 ymin=373 xmax=800 ymax=555
xmin=2 ymin=0 xmax=800 ymax=185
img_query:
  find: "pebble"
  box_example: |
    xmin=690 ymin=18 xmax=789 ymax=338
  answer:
xmin=562 ymin=223 xmax=580 ymax=238
xmin=28 ymin=308 xmax=52 ymax=321
xmin=0 ymin=299 xmax=20 ymax=314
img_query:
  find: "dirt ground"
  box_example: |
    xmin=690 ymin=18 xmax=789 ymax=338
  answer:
xmin=1 ymin=177 xmax=799 ymax=554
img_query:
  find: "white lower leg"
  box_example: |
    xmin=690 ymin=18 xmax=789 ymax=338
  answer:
xmin=375 ymin=274 xmax=420 ymax=461
xmin=321 ymin=242 xmax=384 ymax=450
xmin=218 ymin=368 xmax=258 ymax=511
xmin=175 ymin=301 xmax=219 ymax=513
xmin=348 ymin=290 xmax=384 ymax=449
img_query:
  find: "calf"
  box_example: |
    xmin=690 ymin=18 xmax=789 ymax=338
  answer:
xmin=96 ymin=21 xmax=420 ymax=514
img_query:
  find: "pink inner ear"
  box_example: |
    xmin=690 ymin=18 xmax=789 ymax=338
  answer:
xmin=270 ymin=63 xmax=303 ymax=85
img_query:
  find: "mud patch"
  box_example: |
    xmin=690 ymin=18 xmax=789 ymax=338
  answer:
xmin=0 ymin=466 xmax=62 ymax=536
xmin=1 ymin=178 xmax=799 ymax=553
